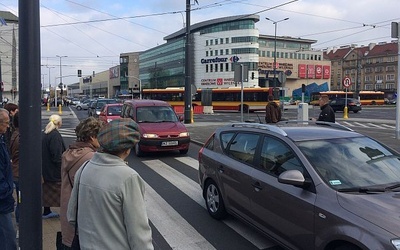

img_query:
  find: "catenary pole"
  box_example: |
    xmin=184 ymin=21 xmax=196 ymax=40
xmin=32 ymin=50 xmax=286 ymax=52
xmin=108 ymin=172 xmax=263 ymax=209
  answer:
xmin=18 ymin=0 xmax=43 ymax=249
xmin=184 ymin=0 xmax=192 ymax=124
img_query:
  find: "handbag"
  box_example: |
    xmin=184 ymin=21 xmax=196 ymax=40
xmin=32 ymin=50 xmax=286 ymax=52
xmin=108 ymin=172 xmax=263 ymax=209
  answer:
xmin=70 ymin=161 xmax=89 ymax=250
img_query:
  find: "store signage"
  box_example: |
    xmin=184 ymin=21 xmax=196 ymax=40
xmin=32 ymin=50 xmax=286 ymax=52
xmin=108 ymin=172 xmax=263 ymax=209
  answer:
xmin=201 ymin=57 xmax=228 ymax=64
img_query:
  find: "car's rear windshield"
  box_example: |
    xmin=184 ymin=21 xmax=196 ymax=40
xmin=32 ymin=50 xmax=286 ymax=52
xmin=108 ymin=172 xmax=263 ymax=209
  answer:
xmin=107 ymin=106 xmax=122 ymax=116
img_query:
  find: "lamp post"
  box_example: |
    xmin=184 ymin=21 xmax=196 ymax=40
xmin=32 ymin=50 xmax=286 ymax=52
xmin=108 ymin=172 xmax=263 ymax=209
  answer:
xmin=125 ymin=73 xmax=142 ymax=99
xmin=265 ymin=17 xmax=289 ymax=99
xmin=56 ymin=55 xmax=67 ymax=106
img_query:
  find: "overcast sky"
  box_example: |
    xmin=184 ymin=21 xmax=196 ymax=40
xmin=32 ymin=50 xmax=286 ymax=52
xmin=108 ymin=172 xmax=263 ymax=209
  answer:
xmin=1 ymin=0 xmax=399 ymax=86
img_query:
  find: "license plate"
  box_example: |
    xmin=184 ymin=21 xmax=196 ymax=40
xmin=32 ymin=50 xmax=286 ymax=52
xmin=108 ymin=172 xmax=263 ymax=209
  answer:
xmin=161 ymin=141 xmax=178 ymax=146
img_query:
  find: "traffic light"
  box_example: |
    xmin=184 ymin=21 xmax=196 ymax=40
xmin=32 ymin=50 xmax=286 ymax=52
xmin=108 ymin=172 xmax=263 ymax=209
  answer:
xmin=251 ymin=72 xmax=255 ymax=80
xmin=77 ymin=69 xmax=82 ymax=77
xmin=302 ymin=84 xmax=306 ymax=93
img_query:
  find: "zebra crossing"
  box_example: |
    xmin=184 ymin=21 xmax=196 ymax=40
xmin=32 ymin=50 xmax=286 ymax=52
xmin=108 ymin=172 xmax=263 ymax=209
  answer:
xmin=338 ymin=121 xmax=395 ymax=129
xmin=136 ymin=156 xmax=279 ymax=250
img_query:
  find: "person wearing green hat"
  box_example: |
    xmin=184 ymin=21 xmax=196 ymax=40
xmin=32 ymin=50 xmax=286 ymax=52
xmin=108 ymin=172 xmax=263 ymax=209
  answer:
xmin=67 ymin=118 xmax=153 ymax=250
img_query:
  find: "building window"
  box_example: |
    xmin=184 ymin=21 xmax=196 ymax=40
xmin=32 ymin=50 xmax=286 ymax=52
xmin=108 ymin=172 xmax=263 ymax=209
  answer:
xmin=215 ymin=50 xmax=218 ymax=56
xmin=365 ymin=75 xmax=371 ymax=83
xmin=220 ymin=38 xmax=224 ymax=44
xmin=387 ymin=83 xmax=395 ymax=89
xmin=226 ymin=49 xmax=229 ymax=55
xmin=206 ymin=40 xmax=209 ymax=46
xmin=386 ymin=66 xmax=395 ymax=71
xmin=375 ymin=83 xmax=383 ymax=89
xmin=215 ymin=39 xmax=218 ymax=45
xmin=210 ymin=64 xmax=213 ymax=72
xmin=220 ymin=63 xmax=223 ymax=72
xmin=210 ymin=50 xmax=213 ymax=56
xmin=386 ymin=74 xmax=395 ymax=81
xmin=267 ymin=51 xmax=270 ymax=57
xmin=226 ymin=38 xmax=229 ymax=43
xmin=210 ymin=40 xmax=213 ymax=45
xmin=206 ymin=64 xmax=208 ymax=73
xmin=375 ymin=66 xmax=383 ymax=72
xmin=225 ymin=63 xmax=229 ymax=72
xmin=364 ymin=84 xmax=373 ymax=90
xmin=206 ymin=51 xmax=208 ymax=57
xmin=220 ymin=49 xmax=223 ymax=55
xmin=375 ymin=75 xmax=383 ymax=81
xmin=262 ymin=51 xmax=265 ymax=57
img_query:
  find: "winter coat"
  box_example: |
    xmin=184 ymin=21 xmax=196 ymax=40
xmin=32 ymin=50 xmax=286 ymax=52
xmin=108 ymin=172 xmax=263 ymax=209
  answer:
xmin=67 ymin=152 xmax=154 ymax=250
xmin=318 ymin=103 xmax=335 ymax=123
xmin=60 ymin=142 xmax=96 ymax=247
xmin=42 ymin=129 xmax=66 ymax=182
xmin=0 ymin=135 xmax=14 ymax=214
xmin=10 ymin=128 xmax=19 ymax=181
xmin=265 ymin=101 xmax=282 ymax=123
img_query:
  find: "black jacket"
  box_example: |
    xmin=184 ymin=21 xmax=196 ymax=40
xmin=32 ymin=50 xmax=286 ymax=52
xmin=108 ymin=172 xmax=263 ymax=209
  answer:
xmin=318 ymin=104 xmax=335 ymax=123
xmin=42 ymin=129 xmax=66 ymax=182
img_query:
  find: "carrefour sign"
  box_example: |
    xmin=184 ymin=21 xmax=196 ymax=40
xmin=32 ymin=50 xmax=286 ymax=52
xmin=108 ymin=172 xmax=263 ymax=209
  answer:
xmin=201 ymin=57 xmax=228 ymax=64
xmin=200 ymin=56 xmax=241 ymax=64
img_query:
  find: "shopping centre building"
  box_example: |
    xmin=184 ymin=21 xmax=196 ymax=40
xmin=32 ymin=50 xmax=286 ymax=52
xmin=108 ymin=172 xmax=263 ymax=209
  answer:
xmin=88 ymin=14 xmax=331 ymax=99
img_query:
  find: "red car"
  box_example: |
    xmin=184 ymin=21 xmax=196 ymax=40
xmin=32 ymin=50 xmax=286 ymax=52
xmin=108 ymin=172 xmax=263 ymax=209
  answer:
xmin=120 ymin=99 xmax=190 ymax=156
xmin=98 ymin=103 xmax=123 ymax=123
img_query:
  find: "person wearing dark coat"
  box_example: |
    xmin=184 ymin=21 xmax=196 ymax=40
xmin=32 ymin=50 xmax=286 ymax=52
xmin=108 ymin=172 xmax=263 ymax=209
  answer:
xmin=317 ymin=95 xmax=335 ymax=123
xmin=0 ymin=108 xmax=17 ymax=250
xmin=265 ymin=95 xmax=282 ymax=124
xmin=42 ymin=114 xmax=66 ymax=219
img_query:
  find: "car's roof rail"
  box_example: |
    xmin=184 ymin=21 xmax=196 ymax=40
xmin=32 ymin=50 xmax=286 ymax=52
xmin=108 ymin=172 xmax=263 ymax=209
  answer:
xmin=229 ymin=123 xmax=288 ymax=136
xmin=279 ymin=120 xmax=354 ymax=132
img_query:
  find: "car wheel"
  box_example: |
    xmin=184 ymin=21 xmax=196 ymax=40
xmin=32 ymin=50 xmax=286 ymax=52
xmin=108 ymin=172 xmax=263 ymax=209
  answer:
xmin=353 ymin=110 xmax=359 ymax=113
xmin=76 ymin=106 xmax=82 ymax=110
xmin=179 ymin=149 xmax=189 ymax=154
xmin=135 ymin=143 xmax=143 ymax=157
xmin=205 ymin=180 xmax=227 ymax=220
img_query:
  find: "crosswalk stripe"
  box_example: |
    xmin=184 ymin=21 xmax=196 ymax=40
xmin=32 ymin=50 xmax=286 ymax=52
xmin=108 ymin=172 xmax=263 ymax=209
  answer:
xmin=381 ymin=124 xmax=395 ymax=129
xmin=143 ymin=159 xmax=274 ymax=249
xmin=175 ymin=156 xmax=199 ymax=170
xmin=367 ymin=123 xmax=386 ymax=129
xmin=143 ymin=180 xmax=215 ymax=250
xmin=340 ymin=121 xmax=355 ymax=127
xmin=353 ymin=122 xmax=368 ymax=128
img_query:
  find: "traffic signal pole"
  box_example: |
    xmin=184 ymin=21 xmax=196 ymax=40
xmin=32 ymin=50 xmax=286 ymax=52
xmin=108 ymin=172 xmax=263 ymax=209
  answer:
xmin=18 ymin=0 xmax=43 ymax=249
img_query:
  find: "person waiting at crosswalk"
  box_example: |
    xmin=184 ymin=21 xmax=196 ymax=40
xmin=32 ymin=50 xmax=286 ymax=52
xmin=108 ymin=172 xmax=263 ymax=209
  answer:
xmin=67 ymin=118 xmax=153 ymax=250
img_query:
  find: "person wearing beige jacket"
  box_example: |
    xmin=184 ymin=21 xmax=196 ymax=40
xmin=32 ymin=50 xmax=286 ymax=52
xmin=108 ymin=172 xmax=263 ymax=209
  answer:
xmin=59 ymin=117 xmax=102 ymax=249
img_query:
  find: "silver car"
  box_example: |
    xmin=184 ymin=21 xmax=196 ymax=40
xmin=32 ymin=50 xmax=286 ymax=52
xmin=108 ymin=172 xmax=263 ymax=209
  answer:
xmin=198 ymin=122 xmax=400 ymax=250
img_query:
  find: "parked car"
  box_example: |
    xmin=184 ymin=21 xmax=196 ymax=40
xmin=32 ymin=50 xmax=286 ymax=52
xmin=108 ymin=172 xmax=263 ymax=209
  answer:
xmin=120 ymin=99 xmax=190 ymax=156
xmin=98 ymin=103 xmax=123 ymax=123
xmin=70 ymin=98 xmax=81 ymax=106
xmin=88 ymin=98 xmax=117 ymax=118
xmin=75 ymin=99 xmax=92 ymax=110
xmin=198 ymin=122 xmax=400 ymax=250
xmin=329 ymin=98 xmax=362 ymax=113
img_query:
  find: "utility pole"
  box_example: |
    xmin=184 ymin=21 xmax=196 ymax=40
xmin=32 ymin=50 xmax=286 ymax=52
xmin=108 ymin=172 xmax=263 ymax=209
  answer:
xmin=56 ymin=55 xmax=67 ymax=106
xmin=19 ymin=0 xmax=43 ymax=248
xmin=184 ymin=0 xmax=193 ymax=124
xmin=266 ymin=17 xmax=289 ymax=100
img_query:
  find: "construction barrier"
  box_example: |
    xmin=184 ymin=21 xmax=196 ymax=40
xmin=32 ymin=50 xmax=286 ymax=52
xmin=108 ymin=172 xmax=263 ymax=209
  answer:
xmin=174 ymin=105 xmax=204 ymax=114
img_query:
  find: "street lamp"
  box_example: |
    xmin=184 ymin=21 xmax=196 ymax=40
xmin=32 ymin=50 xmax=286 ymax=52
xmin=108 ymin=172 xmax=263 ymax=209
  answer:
xmin=265 ymin=17 xmax=289 ymax=99
xmin=56 ymin=55 xmax=67 ymax=106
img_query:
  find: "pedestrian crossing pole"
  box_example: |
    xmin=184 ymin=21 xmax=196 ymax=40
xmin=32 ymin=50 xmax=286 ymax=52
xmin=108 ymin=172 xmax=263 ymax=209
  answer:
xmin=391 ymin=22 xmax=400 ymax=139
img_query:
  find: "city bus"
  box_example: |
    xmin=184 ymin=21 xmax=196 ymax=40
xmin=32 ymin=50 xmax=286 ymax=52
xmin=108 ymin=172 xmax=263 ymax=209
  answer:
xmin=141 ymin=87 xmax=274 ymax=112
xmin=310 ymin=90 xmax=385 ymax=106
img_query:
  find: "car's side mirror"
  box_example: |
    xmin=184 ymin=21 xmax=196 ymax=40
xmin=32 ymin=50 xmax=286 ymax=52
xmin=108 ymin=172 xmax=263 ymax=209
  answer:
xmin=178 ymin=115 xmax=184 ymax=122
xmin=278 ymin=170 xmax=311 ymax=188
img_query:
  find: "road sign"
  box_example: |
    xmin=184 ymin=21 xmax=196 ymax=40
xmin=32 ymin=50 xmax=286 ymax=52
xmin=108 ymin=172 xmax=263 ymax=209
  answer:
xmin=342 ymin=77 xmax=352 ymax=88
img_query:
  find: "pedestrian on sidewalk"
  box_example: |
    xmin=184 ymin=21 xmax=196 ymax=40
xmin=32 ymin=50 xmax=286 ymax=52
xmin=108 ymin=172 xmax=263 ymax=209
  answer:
xmin=42 ymin=114 xmax=66 ymax=219
xmin=0 ymin=108 xmax=17 ymax=250
xmin=67 ymin=118 xmax=154 ymax=250
xmin=4 ymin=103 xmax=18 ymax=152
xmin=10 ymin=111 xmax=20 ymax=226
xmin=265 ymin=95 xmax=281 ymax=124
xmin=59 ymin=117 xmax=103 ymax=249
xmin=316 ymin=95 xmax=335 ymax=123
